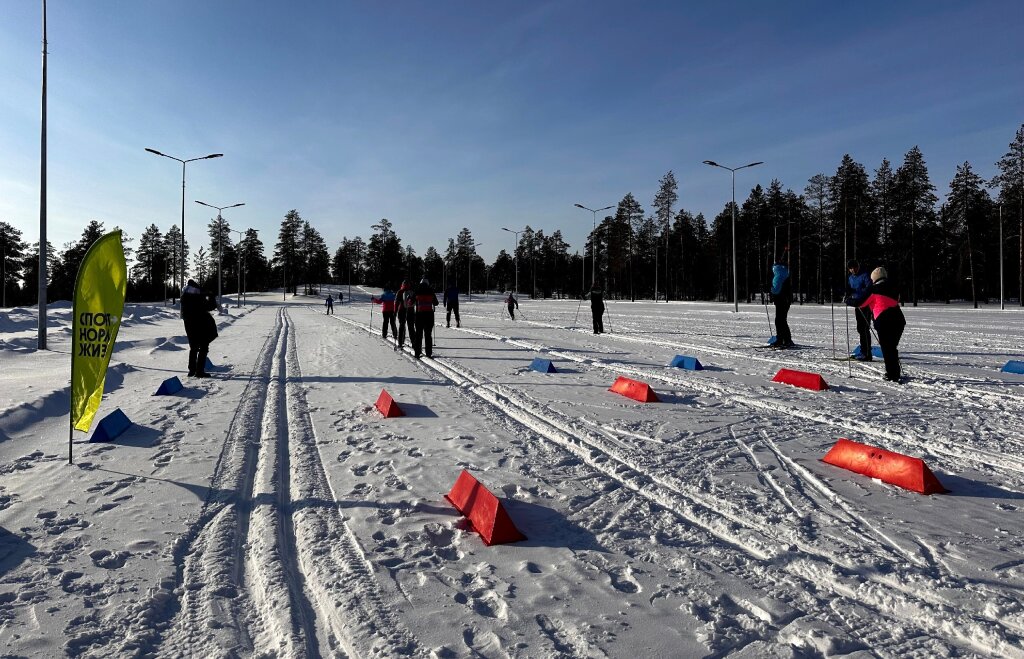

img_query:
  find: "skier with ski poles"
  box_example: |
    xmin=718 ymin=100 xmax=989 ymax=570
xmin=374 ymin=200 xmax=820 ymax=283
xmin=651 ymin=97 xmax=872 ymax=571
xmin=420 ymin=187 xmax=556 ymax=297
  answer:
xmin=324 ymin=294 xmax=334 ymax=315
xmin=587 ymin=284 xmax=605 ymax=334
xmin=844 ymin=259 xmax=873 ymax=360
xmin=769 ymin=261 xmax=794 ymax=349
xmin=371 ymin=286 xmax=399 ymax=341
xmin=859 ymin=267 xmax=906 ymax=383
xmin=505 ymin=292 xmax=519 ymax=320
xmin=412 ymin=278 xmax=439 ymax=358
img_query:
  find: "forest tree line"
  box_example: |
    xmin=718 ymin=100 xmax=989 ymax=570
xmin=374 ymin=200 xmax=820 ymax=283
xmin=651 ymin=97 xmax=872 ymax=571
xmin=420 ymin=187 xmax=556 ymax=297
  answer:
xmin=1 ymin=124 xmax=1022 ymax=307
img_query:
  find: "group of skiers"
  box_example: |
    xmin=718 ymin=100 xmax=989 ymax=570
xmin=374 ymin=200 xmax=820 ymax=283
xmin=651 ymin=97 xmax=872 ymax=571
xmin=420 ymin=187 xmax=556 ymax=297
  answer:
xmin=372 ymin=278 xmax=440 ymax=358
xmin=769 ymin=259 xmax=906 ymax=382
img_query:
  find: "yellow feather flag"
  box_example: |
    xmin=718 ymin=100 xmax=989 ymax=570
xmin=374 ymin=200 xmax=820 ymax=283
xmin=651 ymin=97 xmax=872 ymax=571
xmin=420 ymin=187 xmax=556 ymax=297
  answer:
xmin=70 ymin=231 xmax=127 ymax=435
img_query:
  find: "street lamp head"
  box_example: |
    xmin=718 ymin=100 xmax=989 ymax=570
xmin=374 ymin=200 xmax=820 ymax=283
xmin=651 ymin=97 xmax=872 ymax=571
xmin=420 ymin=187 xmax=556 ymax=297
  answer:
xmin=203 ymin=153 xmax=224 ymax=160
xmin=745 ymin=161 xmax=764 ymax=168
xmin=702 ymin=160 xmax=719 ymax=167
xmin=226 ymin=202 xmax=245 ymax=209
xmin=501 ymin=227 xmax=513 ymax=233
xmin=598 ymin=205 xmax=614 ymax=212
xmin=145 ymin=147 xmax=165 ymax=156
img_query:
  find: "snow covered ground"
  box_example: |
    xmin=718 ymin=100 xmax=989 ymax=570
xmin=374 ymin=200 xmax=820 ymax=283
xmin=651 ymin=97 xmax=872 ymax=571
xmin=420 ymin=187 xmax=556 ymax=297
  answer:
xmin=1 ymin=289 xmax=1023 ymax=658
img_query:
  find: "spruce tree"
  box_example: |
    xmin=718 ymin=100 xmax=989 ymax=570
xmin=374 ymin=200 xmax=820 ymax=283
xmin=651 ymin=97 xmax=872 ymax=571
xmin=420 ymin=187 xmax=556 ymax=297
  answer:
xmin=893 ymin=146 xmax=938 ymax=305
xmin=652 ymin=171 xmax=678 ymax=300
xmin=992 ymin=124 xmax=1024 ymax=305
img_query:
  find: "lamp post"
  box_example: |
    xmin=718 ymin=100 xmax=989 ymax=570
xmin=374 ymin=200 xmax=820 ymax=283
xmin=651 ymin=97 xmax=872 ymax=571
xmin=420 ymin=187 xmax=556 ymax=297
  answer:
xmin=702 ymin=160 xmax=764 ymax=312
xmin=195 ymin=200 xmax=244 ymax=312
xmin=228 ymin=228 xmax=249 ymax=308
xmin=146 ymin=148 xmax=223 ymax=298
xmin=574 ymin=203 xmax=614 ymax=289
xmin=501 ymin=227 xmax=522 ymax=297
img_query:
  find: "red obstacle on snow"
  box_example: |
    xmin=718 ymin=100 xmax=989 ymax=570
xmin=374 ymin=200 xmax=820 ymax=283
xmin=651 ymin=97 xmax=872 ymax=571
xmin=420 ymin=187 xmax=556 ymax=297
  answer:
xmin=445 ymin=470 xmax=527 ymax=545
xmin=374 ymin=389 xmax=404 ymax=418
xmin=609 ymin=376 xmax=660 ymax=402
xmin=822 ymin=438 xmax=948 ymax=495
xmin=771 ymin=368 xmax=829 ymax=391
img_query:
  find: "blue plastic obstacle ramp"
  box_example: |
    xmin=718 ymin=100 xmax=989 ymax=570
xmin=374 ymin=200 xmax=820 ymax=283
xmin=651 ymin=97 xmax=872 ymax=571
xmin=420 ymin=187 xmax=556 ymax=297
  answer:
xmin=670 ymin=355 xmax=704 ymax=371
xmin=767 ymin=335 xmax=778 ymax=346
xmin=852 ymin=345 xmax=884 ymax=359
xmin=205 ymin=356 xmax=216 ymax=371
xmin=529 ymin=358 xmax=557 ymax=373
xmin=154 ymin=376 xmax=184 ymax=396
xmin=90 ymin=408 xmax=133 ymax=443
xmin=1002 ymin=360 xmax=1024 ymax=374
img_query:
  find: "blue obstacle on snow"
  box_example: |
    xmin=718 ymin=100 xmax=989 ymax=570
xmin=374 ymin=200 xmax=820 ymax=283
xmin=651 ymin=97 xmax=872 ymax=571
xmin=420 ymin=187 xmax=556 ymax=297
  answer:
xmin=90 ymin=408 xmax=132 ymax=443
xmin=670 ymin=355 xmax=704 ymax=371
xmin=1002 ymin=360 xmax=1024 ymax=374
xmin=529 ymin=358 xmax=557 ymax=373
xmin=852 ymin=345 xmax=884 ymax=359
xmin=154 ymin=376 xmax=184 ymax=396
xmin=205 ymin=356 xmax=215 ymax=371
xmin=767 ymin=335 xmax=778 ymax=346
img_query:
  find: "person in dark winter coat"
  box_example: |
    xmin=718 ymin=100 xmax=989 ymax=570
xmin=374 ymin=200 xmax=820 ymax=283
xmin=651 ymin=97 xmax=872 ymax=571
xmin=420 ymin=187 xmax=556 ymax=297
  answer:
xmin=845 ymin=259 xmax=873 ymax=360
xmin=372 ymin=287 xmax=399 ymax=340
xmin=396 ymin=280 xmax=415 ymax=349
xmin=180 ymin=279 xmax=218 ymax=377
xmin=770 ymin=263 xmax=794 ymax=348
xmin=412 ymin=278 xmax=439 ymax=358
xmin=505 ymin=292 xmax=518 ymax=320
xmin=860 ymin=266 xmax=906 ymax=382
xmin=325 ymin=294 xmax=334 ymax=315
xmin=443 ymin=283 xmax=461 ymax=328
xmin=588 ymin=286 xmax=605 ymax=333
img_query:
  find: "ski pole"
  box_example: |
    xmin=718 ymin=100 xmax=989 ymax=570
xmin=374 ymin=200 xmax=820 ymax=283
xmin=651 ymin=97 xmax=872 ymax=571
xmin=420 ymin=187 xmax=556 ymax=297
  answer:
xmin=604 ymin=308 xmax=611 ymax=333
xmin=763 ymin=297 xmax=773 ymax=340
xmin=830 ymin=294 xmax=836 ymax=360
xmin=573 ymin=296 xmax=584 ymax=329
xmin=844 ymin=304 xmax=852 ymax=378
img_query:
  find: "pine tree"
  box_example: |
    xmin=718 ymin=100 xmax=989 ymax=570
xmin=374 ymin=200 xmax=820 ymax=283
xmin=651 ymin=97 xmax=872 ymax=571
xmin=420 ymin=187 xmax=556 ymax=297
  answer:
xmin=946 ymin=161 xmax=991 ymax=306
xmin=132 ymin=224 xmax=166 ymax=301
xmin=652 ymin=171 xmax=678 ymax=300
xmin=0 ymin=222 xmax=27 ymax=307
xmin=893 ymin=146 xmax=938 ymax=305
xmin=992 ymin=124 xmax=1024 ymax=305
xmin=804 ymin=174 xmax=830 ymax=303
xmin=163 ymin=225 xmax=188 ymax=300
xmin=871 ymin=159 xmax=897 ymax=266
xmin=275 ymin=210 xmax=303 ymax=294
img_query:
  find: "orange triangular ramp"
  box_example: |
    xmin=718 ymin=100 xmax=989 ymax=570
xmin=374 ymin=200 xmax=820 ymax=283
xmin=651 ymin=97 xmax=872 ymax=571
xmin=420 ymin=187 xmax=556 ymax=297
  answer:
xmin=375 ymin=389 xmax=404 ymax=418
xmin=822 ymin=438 xmax=948 ymax=495
xmin=772 ymin=368 xmax=828 ymax=391
xmin=609 ymin=376 xmax=660 ymax=402
xmin=444 ymin=470 xmax=527 ymax=545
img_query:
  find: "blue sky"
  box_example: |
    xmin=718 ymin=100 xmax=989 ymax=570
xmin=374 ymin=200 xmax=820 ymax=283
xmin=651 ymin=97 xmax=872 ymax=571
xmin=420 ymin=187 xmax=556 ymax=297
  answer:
xmin=1 ymin=1 xmax=1021 ymax=264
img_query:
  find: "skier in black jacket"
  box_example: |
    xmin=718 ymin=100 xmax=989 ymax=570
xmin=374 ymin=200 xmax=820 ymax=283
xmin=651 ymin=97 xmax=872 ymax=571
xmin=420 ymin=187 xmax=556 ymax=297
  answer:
xmin=770 ymin=263 xmax=794 ymax=348
xmin=412 ymin=278 xmax=439 ymax=358
xmin=180 ymin=280 xmax=218 ymax=377
xmin=588 ymin=285 xmax=605 ymax=334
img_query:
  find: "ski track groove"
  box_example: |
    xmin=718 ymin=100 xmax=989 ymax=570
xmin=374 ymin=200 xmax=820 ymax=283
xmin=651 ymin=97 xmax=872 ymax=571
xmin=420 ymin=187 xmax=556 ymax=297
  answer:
xmin=455 ymin=320 xmax=1024 ymax=482
xmin=330 ymin=308 xmax=1024 ymax=658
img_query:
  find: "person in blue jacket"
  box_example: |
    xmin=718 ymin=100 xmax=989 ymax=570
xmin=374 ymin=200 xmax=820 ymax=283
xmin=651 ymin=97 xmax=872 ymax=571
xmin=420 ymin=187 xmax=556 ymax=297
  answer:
xmin=443 ymin=283 xmax=460 ymax=328
xmin=845 ymin=259 xmax=873 ymax=360
xmin=770 ymin=262 xmax=794 ymax=348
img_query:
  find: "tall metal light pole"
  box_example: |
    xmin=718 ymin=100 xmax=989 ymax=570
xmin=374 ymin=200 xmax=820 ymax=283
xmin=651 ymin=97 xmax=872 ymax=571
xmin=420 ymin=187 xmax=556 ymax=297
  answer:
xmin=228 ymin=228 xmax=248 ymax=307
xmin=702 ymin=160 xmax=764 ymax=312
xmin=195 ymin=200 xmax=244 ymax=311
xmin=574 ymin=204 xmax=614 ymax=289
xmin=501 ymin=227 xmax=522 ymax=297
xmin=38 ymin=0 xmax=48 ymax=349
xmin=146 ymin=148 xmax=223 ymax=298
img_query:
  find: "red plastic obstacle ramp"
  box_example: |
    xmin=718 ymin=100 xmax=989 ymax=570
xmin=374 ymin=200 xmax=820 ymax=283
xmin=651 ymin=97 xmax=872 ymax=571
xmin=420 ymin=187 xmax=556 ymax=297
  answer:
xmin=608 ymin=376 xmax=660 ymax=402
xmin=444 ymin=470 xmax=527 ymax=545
xmin=822 ymin=438 xmax=948 ymax=495
xmin=771 ymin=368 xmax=828 ymax=391
xmin=374 ymin=389 xmax=404 ymax=418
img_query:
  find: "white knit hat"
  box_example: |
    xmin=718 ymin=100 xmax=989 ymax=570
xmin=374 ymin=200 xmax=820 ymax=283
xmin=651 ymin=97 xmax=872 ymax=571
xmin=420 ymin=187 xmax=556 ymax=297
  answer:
xmin=870 ymin=266 xmax=887 ymax=282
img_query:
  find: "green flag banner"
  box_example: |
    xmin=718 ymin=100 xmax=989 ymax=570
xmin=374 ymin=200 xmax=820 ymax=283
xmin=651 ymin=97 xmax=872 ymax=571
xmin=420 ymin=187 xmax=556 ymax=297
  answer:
xmin=70 ymin=231 xmax=127 ymax=434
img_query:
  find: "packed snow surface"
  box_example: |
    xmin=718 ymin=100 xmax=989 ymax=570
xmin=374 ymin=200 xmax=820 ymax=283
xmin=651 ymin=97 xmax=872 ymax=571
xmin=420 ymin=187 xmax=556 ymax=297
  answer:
xmin=1 ymin=290 xmax=1023 ymax=658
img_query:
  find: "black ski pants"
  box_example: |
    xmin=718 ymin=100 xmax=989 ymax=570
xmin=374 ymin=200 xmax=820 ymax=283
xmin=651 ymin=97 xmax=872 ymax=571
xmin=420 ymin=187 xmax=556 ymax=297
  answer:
xmin=446 ymin=303 xmax=460 ymax=327
xmin=876 ymin=312 xmax=906 ymax=381
xmin=855 ymin=306 xmax=872 ymax=356
xmin=592 ymin=307 xmax=604 ymax=333
xmin=381 ymin=311 xmax=397 ymax=340
xmin=774 ymin=302 xmax=792 ymax=346
xmin=413 ymin=311 xmax=434 ymax=357
xmin=397 ymin=309 xmax=413 ymax=347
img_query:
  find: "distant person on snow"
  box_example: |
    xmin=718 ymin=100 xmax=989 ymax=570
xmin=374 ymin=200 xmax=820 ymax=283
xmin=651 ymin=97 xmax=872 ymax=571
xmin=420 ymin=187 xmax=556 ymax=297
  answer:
xmin=396 ymin=280 xmax=415 ymax=349
xmin=770 ymin=261 xmax=794 ymax=349
xmin=337 ymin=291 xmax=344 ymax=305
xmin=845 ymin=259 xmax=872 ymax=360
xmin=443 ymin=283 xmax=461 ymax=328
xmin=412 ymin=278 xmax=439 ymax=358
xmin=180 ymin=279 xmax=218 ymax=378
xmin=505 ymin=292 xmax=519 ymax=320
xmin=860 ymin=266 xmax=906 ymax=383
xmin=371 ymin=287 xmax=398 ymax=340
xmin=587 ymin=285 xmax=605 ymax=334
xmin=325 ymin=294 xmax=334 ymax=315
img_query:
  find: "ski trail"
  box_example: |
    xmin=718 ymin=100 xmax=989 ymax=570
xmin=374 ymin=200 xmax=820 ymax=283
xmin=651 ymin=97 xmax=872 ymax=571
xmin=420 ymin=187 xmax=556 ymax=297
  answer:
xmin=283 ymin=310 xmax=422 ymax=657
xmin=331 ymin=312 xmax=1024 ymax=657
